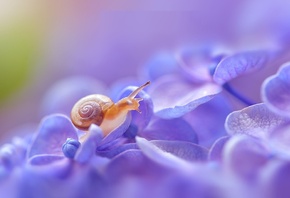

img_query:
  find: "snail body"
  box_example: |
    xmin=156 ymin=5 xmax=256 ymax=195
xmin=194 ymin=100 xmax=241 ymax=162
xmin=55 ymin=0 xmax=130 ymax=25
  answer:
xmin=71 ymin=81 xmax=150 ymax=136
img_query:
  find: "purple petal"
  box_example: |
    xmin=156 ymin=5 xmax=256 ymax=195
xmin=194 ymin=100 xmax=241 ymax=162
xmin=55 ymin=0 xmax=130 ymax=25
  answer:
xmin=105 ymin=149 xmax=168 ymax=183
xmin=151 ymin=140 xmax=208 ymax=161
xmin=27 ymin=156 xmax=72 ymax=178
xmin=140 ymin=116 xmax=198 ymax=144
xmin=213 ymin=50 xmax=268 ymax=84
xmin=28 ymin=114 xmax=78 ymax=158
xmin=74 ymin=124 xmax=103 ymax=163
xmin=208 ymin=136 xmax=230 ymax=161
xmin=184 ymin=94 xmax=232 ymax=147
xmin=267 ymin=122 xmax=290 ymax=158
xmin=41 ymin=76 xmax=107 ymax=116
xmin=97 ymin=143 xmax=138 ymax=158
xmin=136 ymin=137 xmax=194 ymax=171
xmin=117 ymin=85 xmax=153 ymax=131
xmin=262 ymin=63 xmax=290 ymax=117
xmin=148 ymin=75 xmax=222 ymax=119
xmin=223 ymin=135 xmax=269 ymax=181
xmin=259 ymin=159 xmax=290 ymax=198
xmin=225 ymin=103 xmax=289 ymax=139
xmin=28 ymin=154 xmax=64 ymax=165
xmin=175 ymin=45 xmax=217 ymax=83
xmin=142 ymin=51 xmax=178 ymax=81
xmin=0 ymin=139 xmax=28 ymax=168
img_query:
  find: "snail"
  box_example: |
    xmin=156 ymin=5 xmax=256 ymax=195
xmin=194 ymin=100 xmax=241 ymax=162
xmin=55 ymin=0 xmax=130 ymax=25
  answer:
xmin=71 ymin=81 xmax=150 ymax=137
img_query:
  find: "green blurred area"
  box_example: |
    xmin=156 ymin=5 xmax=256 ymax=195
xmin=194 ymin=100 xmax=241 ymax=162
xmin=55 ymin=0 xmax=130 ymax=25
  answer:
xmin=0 ymin=24 xmax=40 ymax=105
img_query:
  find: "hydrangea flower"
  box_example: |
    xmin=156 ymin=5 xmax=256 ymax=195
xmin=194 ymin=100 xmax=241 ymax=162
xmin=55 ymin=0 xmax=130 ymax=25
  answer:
xmin=1 ymin=43 xmax=290 ymax=198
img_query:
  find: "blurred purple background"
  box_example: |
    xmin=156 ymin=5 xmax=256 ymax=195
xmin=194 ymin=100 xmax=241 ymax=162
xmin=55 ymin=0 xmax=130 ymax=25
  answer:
xmin=1 ymin=0 xmax=290 ymax=141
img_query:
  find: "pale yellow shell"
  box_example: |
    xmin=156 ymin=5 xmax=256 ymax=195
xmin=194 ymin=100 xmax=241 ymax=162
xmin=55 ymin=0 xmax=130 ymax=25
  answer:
xmin=70 ymin=94 xmax=114 ymax=130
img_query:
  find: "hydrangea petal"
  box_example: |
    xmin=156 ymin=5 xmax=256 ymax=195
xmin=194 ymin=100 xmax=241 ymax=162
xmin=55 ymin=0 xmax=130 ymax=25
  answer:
xmin=41 ymin=76 xmax=107 ymax=116
xmin=223 ymin=135 xmax=269 ymax=181
xmin=27 ymin=156 xmax=72 ymax=178
xmin=151 ymin=140 xmax=208 ymax=161
xmin=267 ymin=122 xmax=290 ymax=158
xmin=184 ymin=94 xmax=232 ymax=147
xmin=28 ymin=114 xmax=78 ymax=158
xmin=136 ymin=137 xmax=194 ymax=172
xmin=75 ymin=124 xmax=103 ymax=163
xmin=175 ymin=45 xmax=216 ymax=83
xmin=0 ymin=142 xmax=27 ymax=169
xmin=208 ymin=136 xmax=230 ymax=161
xmin=105 ymin=149 xmax=168 ymax=182
xmin=225 ymin=103 xmax=289 ymax=139
xmin=140 ymin=116 xmax=198 ymax=143
xmin=262 ymin=63 xmax=290 ymax=117
xmin=149 ymin=75 xmax=222 ymax=119
xmin=259 ymin=160 xmax=290 ymax=198
xmin=117 ymin=85 xmax=153 ymax=131
xmin=213 ymin=50 xmax=268 ymax=84
xmin=28 ymin=154 xmax=64 ymax=165
xmin=96 ymin=143 xmax=138 ymax=158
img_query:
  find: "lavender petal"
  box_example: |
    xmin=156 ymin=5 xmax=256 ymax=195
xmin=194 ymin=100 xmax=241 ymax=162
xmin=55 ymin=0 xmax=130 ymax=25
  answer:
xmin=225 ymin=103 xmax=289 ymax=139
xmin=28 ymin=114 xmax=78 ymax=158
xmin=262 ymin=62 xmax=290 ymax=117
xmin=140 ymin=116 xmax=198 ymax=144
xmin=213 ymin=50 xmax=268 ymax=84
xmin=149 ymin=75 xmax=222 ymax=119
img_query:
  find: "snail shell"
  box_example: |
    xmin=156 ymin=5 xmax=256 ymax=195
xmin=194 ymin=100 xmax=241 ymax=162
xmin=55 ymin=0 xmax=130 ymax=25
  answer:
xmin=71 ymin=94 xmax=114 ymax=130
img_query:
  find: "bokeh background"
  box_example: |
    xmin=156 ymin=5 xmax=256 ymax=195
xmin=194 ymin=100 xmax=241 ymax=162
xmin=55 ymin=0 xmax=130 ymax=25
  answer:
xmin=1 ymin=0 xmax=290 ymax=141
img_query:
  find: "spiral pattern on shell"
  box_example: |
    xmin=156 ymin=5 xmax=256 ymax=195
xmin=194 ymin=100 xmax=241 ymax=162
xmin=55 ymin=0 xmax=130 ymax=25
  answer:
xmin=78 ymin=102 xmax=100 ymax=119
xmin=70 ymin=94 xmax=113 ymax=130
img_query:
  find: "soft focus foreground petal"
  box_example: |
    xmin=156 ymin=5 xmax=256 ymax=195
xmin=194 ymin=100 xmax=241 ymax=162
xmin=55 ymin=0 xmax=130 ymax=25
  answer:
xmin=175 ymin=45 xmax=217 ymax=83
xmin=17 ymin=163 xmax=75 ymax=198
xmin=151 ymin=140 xmax=208 ymax=161
xmin=97 ymin=143 xmax=138 ymax=158
xmin=0 ymin=143 xmax=25 ymax=169
xmin=27 ymin=156 xmax=72 ymax=179
xmin=213 ymin=50 xmax=268 ymax=84
xmin=105 ymin=149 xmax=169 ymax=183
xmin=225 ymin=103 xmax=289 ymax=139
xmin=110 ymin=177 xmax=159 ymax=198
xmin=140 ymin=116 xmax=198 ymax=143
xmin=41 ymin=76 xmax=107 ymax=116
xmin=149 ymin=75 xmax=222 ymax=119
xmin=142 ymin=51 xmax=178 ymax=81
xmin=223 ymin=135 xmax=269 ymax=181
xmin=159 ymin=169 xmax=228 ymax=198
xmin=69 ymin=165 xmax=109 ymax=198
xmin=184 ymin=94 xmax=232 ymax=147
xmin=28 ymin=114 xmax=78 ymax=158
xmin=117 ymin=86 xmax=153 ymax=131
xmin=259 ymin=159 xmax=290 ymax=198
xmin=136 ymin=137 xmax=194 ymax=172
xmin=75 ymin=124 xmax=103 ymax=163
xmin=267 ymin=122 xmax=290 ymax=158
xmin=208 ymin=136 xmax=230 ymax=161
xmin=262 ymin=62 xmax=290 ymax=117
xmin=28 ymin=154 xmax=64 ymax=165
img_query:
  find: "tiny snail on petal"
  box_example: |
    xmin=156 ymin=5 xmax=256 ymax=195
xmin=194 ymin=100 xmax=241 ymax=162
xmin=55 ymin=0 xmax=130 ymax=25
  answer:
xmin=71 ymin=81 xmax=150 ymax=136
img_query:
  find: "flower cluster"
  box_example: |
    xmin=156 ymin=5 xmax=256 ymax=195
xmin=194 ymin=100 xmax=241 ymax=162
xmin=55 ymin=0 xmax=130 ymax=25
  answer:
xmin=1 ymin=43 xmax=290 ymax=198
